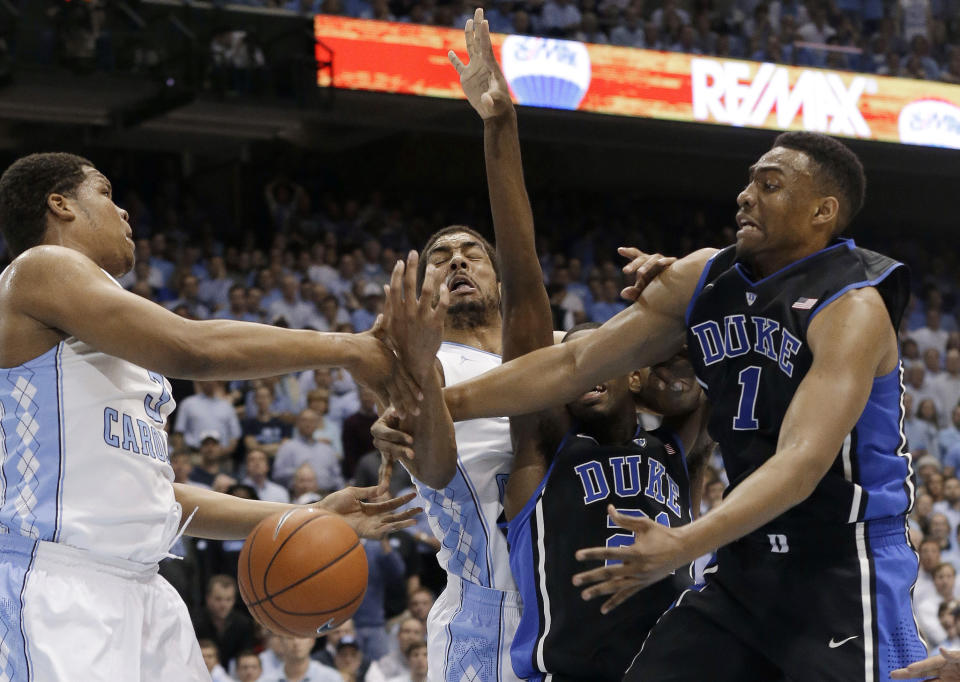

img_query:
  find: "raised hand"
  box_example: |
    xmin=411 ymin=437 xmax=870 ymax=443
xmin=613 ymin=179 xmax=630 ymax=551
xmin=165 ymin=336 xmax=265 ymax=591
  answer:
xmin=891 ymin=648 xmax=960 ymax=680
xmin=618 ymin=247 xmax=677 ymax=302
xmin=448 ymin=8 xmax=513 ymax=120
xmin=381 ymin=250 xmax=449 ymax=384
xmin=349 ymin=322 xmax=422 ymax=418
xmin=315 ymin=486 xmax=421 ymax=540
xmin=571 ymin=506 xmax=691 ymax=614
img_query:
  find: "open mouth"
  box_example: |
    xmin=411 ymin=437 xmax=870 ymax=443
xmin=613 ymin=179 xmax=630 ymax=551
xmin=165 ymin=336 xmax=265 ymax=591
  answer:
xmin=448 ymin=274 xmax=477 ymax=295
xmin=735 ymin=213 xmax=762 ymax=236
xmin=579 ymin=384 xmax=608 ymax=403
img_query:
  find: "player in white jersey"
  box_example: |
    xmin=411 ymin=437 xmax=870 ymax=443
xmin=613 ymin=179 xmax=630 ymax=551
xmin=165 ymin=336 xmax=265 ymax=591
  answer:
xmin=0 ymin=153 xmax=422 ymax=681
xmin=369 ymin=15 xmax=566 ymax=680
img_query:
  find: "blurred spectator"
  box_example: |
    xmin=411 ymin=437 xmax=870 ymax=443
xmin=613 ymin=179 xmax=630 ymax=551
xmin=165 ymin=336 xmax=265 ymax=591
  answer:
xmin=918 ymin=538 xmax=944 ymax=604
xmin=214 ymin=285 xmax=260 ymax=322
xmin=199 ymin=256 xmax=233 ymax=311
xmin=317 ymin=293 xmax=352 ymax=332
xmin=333 ymin=635 xmax=369 ymax=682
xmin=352 ymin=283 xmax=384 ymax=332
xmin=242 ymin=449 xmax=290 ymax=503
xmin=290 ymin=462 xmax=323 ymax=504
xmin=262 ymin=636 xmax=340 ymax=682
xmin=915 ymin=309 xmax=951 ymax=356
xmin=935 ymin=350 xmax=960 ymax=418
xmin=192 ymin=575 xmax=257 ymax=672
xmin=269 ymin=274 xmax=321 ymax=328
xmin=367 ymin=617 xmax=426 ymax=682
xmin=919 ymin=398 xmax=944 ymax=458
xmin=355 ymin=537 xmax=406 ymax=659
xmin=188 ymin=433 xmax=232 ymax=488
xmin=341 ymin=387 xmax=380 ymax=479
xmin=274 ymin=409 xmax=344 ymax=489
xmin=328 ymin=369 xmax=362 ymax=422
xmin=165 ymin=273 xmax=211 ymax=320
xmin=588 ymin=278 xmax=627 ymax=322
xmin=247 ymin=286 xmax=269 ymax=321
xmin=306 ymin=389 xmax=343 ymax=458
xmin=918 ymin=563 xmax=958 ymax=647
xmin=242 ymin=385 xmax=294 ymax=459
xmin=610 ymin=6 xmax=646 ymax=46
xmin=387 ymin=641 xmax=429 ymax=682
xmin=174 ymin=381 xmax=241 ymax=454
xmin=260 ymin=633 xmax=285 ymax=679
xmin=937 ymin=477 xmax=960 ymax=533
xmin=199 ymin=639 xmax=233 ymax=682
xmin=541 ymin=0 xmax=583 ymax=34
xmin=941 ymin=406 xmax=960 ymax=458
xmin=236 ymin=650 xmax=265 ymax=682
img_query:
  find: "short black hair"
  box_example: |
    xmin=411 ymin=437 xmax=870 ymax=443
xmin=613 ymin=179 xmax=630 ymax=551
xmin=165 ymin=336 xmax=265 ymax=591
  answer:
xmin=416 ymin=225 xmax=499 ymax=294
xmin=0 ymin=152 xmax=93 ymax=257
xmin=771 ymin=132 xmax=866 ymax=232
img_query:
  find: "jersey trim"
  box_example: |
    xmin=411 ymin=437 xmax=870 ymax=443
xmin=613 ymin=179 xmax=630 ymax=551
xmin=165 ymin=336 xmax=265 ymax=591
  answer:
xmin=684 ymin=250 xmax=722 ymax=326
xmin=533 ymin=496 xmax=552 ymax=673
xmin=732 ymin=238 xmax=854 ymax=288
xmin=17 ymin=540 xmax=37 ymax=682
xmin=53 ymin=343 xmax=65 ymax=543
xmin=805 ymin=262 xmax=904 ymax=330
xmin=439 ymin=341 xmax=502 ymax=360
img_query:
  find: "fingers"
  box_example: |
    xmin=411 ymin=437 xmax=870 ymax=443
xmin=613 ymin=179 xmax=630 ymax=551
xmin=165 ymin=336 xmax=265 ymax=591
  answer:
xmin=571 ymin=555 xmax=633 ymax=585
xmin=377 ymin=453 xmax=394 ymax=489
xmin=386 ymin=366 xmax=422 ymax=418
xmin=477 ymin=10 xmax=494 ymax=58
xmin=378 ymin=516 xmax=419 ymax=535
xmin=403 ymin=250 xmax=419 ymax=316
xmin=600 ymin=581 xmax=643 ymax=615
xmin=620 ymin=286 xmax=642 ymax=302
xmin=464 ymin=17 xmax=477 ymax=58
xmin=371 ymin=417 xmax=413 ymax=445
xmin=607 ymin=505 xmax=650 ymax=531
xmin=374 ymin=436 xmax=415 ymax=462
xmin=361 ymin=492 xmax=417 ymax=514
xmin=448 ymin=50 xmax=465 ymax=75
xmin=618 ymin=246 xmax=643 ymax=262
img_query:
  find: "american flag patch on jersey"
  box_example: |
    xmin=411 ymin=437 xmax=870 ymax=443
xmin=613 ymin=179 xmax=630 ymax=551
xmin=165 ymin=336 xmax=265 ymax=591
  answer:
xmin=792 ymin=297 xmax=818 ymax=310
xmin=664 ymin=443 xmax=676 ymax=455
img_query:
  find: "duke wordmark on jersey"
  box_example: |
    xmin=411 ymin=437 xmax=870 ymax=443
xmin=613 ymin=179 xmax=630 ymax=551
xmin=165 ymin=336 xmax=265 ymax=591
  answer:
xmin=690 ymin=314 xmax=803 ymax=377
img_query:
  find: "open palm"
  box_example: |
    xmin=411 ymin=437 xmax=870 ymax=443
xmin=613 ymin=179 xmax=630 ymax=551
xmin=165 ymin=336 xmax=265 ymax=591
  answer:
xmin=449 ymin=8 xmax=513 ymax=120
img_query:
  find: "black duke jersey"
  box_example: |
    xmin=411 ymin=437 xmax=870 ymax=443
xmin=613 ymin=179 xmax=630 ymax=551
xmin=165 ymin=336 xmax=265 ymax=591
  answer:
xmin=506 ymin=424 xmax=693 ymax=682
xmin=686 ymin=238 xmax=911 ymax=526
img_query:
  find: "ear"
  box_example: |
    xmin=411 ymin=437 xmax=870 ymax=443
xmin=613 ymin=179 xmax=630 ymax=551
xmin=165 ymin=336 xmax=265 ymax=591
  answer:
xmin=628 ymin=369 xmax=647 ymax=394
xmin=46 ymin=192 xmax=78 ymax=222
xmin=812 ymin=195 xmax=840 ymax=228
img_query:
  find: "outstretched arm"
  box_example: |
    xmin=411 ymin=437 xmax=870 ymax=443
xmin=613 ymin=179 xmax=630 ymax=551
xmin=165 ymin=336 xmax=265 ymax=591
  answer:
xmin=7 ymin=246 xmax=420 ymax=414
xmin=572 ymin=286 xmax=901 ymax=612
xmin=443 ymin=249 xmax=715 ymax=422
xmin=174 ymin=483 xmax=419 ymax=541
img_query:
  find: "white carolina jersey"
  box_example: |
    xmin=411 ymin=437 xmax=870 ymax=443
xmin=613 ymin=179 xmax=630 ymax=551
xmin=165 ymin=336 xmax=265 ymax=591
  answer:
xmin=414 ymin=342 xmax=516 ymax=592
xmin=0 ymin=333 xmax=182 ymax=564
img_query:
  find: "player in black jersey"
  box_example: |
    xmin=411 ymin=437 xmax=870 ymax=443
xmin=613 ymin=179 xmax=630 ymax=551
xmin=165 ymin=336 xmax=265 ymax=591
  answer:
xmin=415 ymin=19 xmax=927 ymax=678
xmin=504 ymin=326 xmax=711 ymax=682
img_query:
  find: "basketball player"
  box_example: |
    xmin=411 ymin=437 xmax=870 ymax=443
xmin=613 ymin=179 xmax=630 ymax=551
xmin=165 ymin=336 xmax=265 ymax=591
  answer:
xmin=503 ymin=328 xmax=713 ymax=682
xmin=399 ymin=14 xmax=925 ymax=678
xmin=0 ymin=153 xmax=421 ymax=681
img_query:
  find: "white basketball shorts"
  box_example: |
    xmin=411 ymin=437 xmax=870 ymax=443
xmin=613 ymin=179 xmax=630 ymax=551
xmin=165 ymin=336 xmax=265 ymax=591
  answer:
xmin=0 ymin=533 xmax=209 ymax=681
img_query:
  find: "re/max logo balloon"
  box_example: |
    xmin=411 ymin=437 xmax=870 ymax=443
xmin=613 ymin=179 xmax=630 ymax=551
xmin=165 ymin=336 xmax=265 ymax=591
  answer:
xmin=690 ymin=58 xmax=877 ymax=138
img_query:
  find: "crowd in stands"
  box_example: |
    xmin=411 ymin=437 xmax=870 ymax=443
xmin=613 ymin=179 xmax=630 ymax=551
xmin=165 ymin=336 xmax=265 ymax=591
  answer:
xmin=230 ymin=0 xmax=960 ymax=82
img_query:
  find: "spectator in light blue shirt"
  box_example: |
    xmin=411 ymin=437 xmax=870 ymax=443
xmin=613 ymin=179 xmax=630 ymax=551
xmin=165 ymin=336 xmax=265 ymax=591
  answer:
xmin=198 ymin=256 xmax=233 ymax=312
xmin=940 ymin=406 xmax=960 ymax=455
xmin=273 ymin=409 xmax=344 ymax=490
xmin=589 ymin=279 xmax=628 ymax=323
xmin=351 ymin=284 xmax=383 ymax=332
xmin=174 ymin=381 xmax=242 ymax=454
xmin=213 ymin=285 xmax=260 ymax=322
xmin=354 ymin=538 xmax=405 ymax=660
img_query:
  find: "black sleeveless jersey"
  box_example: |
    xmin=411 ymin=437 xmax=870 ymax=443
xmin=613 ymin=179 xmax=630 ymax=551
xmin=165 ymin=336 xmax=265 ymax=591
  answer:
xmin=506 ymin=424 xmax=694 ymax=682
xmin=686 ymin=238 xmax=911 ymax=525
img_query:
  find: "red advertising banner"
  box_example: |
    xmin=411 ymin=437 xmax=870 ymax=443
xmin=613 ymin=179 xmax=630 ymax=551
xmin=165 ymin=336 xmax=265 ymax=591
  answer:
xmin=315 ymin=16 xmax=960 ymax=150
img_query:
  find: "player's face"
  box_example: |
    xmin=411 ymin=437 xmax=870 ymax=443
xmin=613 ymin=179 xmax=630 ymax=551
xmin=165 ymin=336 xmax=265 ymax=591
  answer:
xmin=564 ymin=329 xmax=635 ymax=420
xmin=425 ymin=233 xmax=500 ymax=320
xmin=61 ymin=167 xmax=133 ymax=276
xmin=633 ymin=351 xmax=700 ymax=416
xmin=735 ymin=147 xmax=826 ymax=266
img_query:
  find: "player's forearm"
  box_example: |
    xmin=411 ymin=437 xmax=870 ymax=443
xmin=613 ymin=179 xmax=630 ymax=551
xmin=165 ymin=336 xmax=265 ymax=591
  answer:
xmin=403 ymin=369 xmax=458 ymax=489
xmin=174 ymin=483 xmax=315 ymax=540
xmin=674 ymin=448 xmax=828 ymax=560
xmin=167 ymin=320 xmax=363 ymax=380
xmin=484 ymin=111 xmax=555 ymax=360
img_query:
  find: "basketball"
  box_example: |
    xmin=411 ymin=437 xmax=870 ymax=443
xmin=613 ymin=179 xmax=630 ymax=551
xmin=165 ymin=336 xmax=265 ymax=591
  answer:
xmin=237 ymin=507 xmax=368 ymax=637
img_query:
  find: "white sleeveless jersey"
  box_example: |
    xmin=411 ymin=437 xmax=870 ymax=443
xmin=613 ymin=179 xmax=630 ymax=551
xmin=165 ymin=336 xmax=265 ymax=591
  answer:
xmin=414 ymin=342 xmax=516 ymax=591
xmin=0 ymin=336 xmax=182 ymax=564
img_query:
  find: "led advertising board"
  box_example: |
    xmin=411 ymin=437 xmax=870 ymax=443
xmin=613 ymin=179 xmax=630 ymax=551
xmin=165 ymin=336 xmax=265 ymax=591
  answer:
xmin=315 ymin=16 xmax=960 ymax=150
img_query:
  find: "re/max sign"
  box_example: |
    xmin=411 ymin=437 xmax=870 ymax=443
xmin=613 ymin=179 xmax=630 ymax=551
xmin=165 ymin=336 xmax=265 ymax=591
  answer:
xmin=690 ymin=58 xmax=878 ymax=138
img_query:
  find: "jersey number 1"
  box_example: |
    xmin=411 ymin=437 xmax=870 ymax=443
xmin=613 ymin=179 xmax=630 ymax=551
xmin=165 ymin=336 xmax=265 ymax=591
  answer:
xmin=733 ymin=366 xmax=761 ymax=430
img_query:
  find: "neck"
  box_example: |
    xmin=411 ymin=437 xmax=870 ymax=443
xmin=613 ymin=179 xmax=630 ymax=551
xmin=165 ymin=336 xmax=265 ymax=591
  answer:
xmin=284 ymin=659 xmax=309 ymax=681
xmin=249 ymin=473 xmax=265 ymax=486
xmin=580 ymin=409 xmax=637 ymax=447
xmin=443 ymin=318 xmax=504 ymax=355
xmin=750 ymin=238 xmax=831 ymax=279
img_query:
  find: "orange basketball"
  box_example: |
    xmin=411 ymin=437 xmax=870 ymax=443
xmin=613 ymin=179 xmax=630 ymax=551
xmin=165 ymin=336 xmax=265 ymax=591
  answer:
xmin=237 ymin=507 xmax=368 ymax=637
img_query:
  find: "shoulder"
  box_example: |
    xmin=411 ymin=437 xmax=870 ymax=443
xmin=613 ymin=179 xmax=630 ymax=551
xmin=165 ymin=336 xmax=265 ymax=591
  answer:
xmin=1 ymin=245 xmax=100 ymax=296
xmin=809 ymin=285 xmax=889 ymax=332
